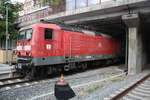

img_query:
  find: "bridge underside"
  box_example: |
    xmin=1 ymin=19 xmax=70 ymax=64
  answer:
xmin=69 ymin=13 xmax=150 ymax=75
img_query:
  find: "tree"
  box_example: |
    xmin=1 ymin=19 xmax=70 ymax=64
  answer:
xmin=0 ymin=0 xmax=22 ymax=39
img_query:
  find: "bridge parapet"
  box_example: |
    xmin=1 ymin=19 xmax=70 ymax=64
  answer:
xmin=18 ymin=0 xmax=148 ymax=27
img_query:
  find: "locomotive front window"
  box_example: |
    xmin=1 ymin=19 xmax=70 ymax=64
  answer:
xmin=18 ymin=29 xmax=32 ymax=41
xmin=45 ymin=28 xmax=53 ymax=40
xmin=26 ymin=29 xmax=32 ymax=40
xmin=18 ymin=31 xmax=25 ymax=41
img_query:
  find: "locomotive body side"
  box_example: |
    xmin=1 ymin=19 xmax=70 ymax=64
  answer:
xmin=29 ymin=25 xmax=118 ymax=66
xmin=61 ymin=30 xmax=118 ymax=61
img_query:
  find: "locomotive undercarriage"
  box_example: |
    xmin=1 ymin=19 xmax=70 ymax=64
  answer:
xmin=16 ymin=56 xmax=120 ymax=80
xmin=16 ymin=63 xmax=88 ymax=80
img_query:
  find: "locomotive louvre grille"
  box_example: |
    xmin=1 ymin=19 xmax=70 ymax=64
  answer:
xmin=98 ymin=43 xmax=102 ymax=47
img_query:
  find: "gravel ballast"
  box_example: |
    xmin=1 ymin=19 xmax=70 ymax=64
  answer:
xmin=0 ymin=65 xmax=125 ymax=100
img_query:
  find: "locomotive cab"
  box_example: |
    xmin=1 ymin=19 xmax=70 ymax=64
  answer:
xmin=16 ymin=28 xmax=33 ymax=70
xmin=16 ymin=24 xmax=56 ymax=74
xmin=17 ymin=29 xmax=32 ymax=56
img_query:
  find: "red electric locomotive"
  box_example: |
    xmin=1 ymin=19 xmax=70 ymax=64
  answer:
xmin=16 ymin=23 xmax=119 ymax=78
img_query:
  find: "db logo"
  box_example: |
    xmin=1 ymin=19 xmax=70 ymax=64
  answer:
xmin=98 ymin=43 xmax=102 ymax=47
xmin=46 ymin=44 xmax=51 ymax=50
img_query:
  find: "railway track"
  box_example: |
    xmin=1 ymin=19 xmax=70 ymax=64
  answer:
xmin=0 ymin=72 xmax=122 ymax=90
xmin=0 ymin=77 xmax=23 ymax=82
xmin=0 ymin=66 xmax=124 ymax=91
xmin=106 ymin=74 xmax=150 ymax=100
xmin=0 ymin=77 xmax=29 ymax=89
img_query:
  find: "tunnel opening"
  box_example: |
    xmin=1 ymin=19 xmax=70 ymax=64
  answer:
xmin=141 ymin=15 xmax=150 ymax=69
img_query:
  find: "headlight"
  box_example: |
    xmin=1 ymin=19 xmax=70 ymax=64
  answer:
xmin=16 ymin=46 xmax=23 ymax=50
xmin=24 ymin=45 xmax=31 ymax=51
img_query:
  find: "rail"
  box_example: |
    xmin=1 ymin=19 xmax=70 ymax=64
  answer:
xmin=105 ymin=73 xmax=150 ymax=100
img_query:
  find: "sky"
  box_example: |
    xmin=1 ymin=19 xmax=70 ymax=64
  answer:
xmin=11 ymin=0 xmax=25 ymax=3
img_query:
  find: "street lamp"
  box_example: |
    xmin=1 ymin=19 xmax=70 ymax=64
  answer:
xmin=5 ymin=1 xmax=10 ymax=63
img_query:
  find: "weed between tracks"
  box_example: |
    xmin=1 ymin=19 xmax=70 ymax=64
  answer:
xmin=88 ymin=85 xmax=103 ymax=94
xmin=87 ymin=77 xmax=124 ymax=94
xmin=111 ymin=77 xmax=123 ymax=82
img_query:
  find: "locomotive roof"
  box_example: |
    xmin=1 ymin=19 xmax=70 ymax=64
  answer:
xmin=20 ymin=25 xmax=33 ymax=31
xmin=59 ymin=24 xmax=112 ymax=37
xmin=20 ymin=24 xmax=112 ymax=38
xmin=19 ymin=24 xmax=60 ymax=31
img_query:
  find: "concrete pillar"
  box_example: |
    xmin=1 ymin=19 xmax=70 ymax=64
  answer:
xmin=122 ymin=13 xmax=143 ymax=75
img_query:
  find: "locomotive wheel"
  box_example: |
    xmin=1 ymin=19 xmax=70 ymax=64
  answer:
xmin=40 ymin=68 xmax=48 ymax=78
xmin=25 ymin=67 xmax=36 ymax=80
xmin=80 ymin=63 xmax=87 ymax=71
xmin=64 ymin=65 xmax=70 ymax=71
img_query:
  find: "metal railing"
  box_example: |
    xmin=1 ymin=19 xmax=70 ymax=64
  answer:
xmin=0 ymin=39 xmax=16 ymax=50
xmin=66 ymin=0 xmax=115 ymax=10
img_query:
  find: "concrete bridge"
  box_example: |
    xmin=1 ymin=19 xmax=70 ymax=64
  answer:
xmin=18 ymin=0 xmax=150 ymax=75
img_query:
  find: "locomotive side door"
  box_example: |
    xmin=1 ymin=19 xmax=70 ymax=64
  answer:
xmin=44 ymin=28 xmax=53 ymax=56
